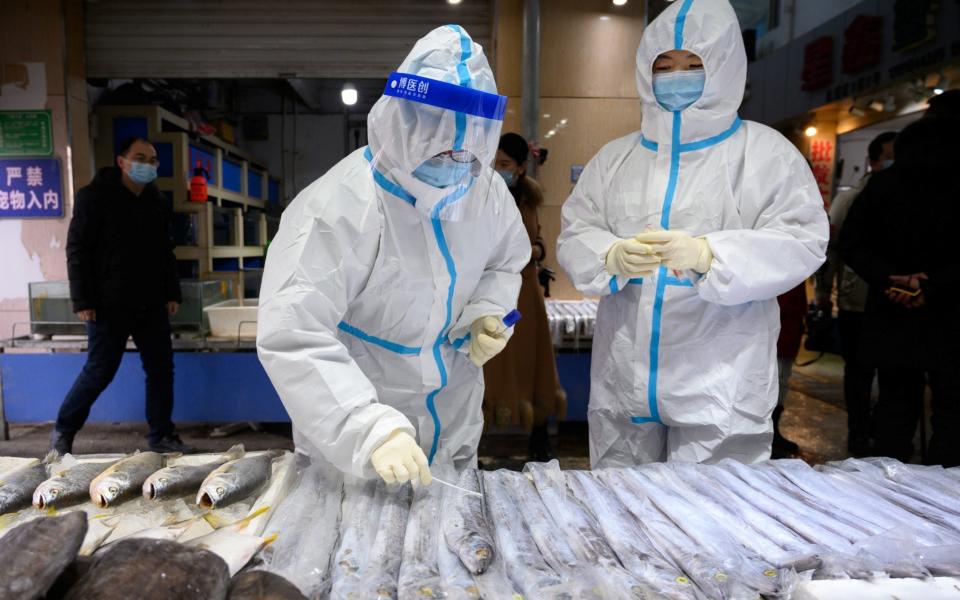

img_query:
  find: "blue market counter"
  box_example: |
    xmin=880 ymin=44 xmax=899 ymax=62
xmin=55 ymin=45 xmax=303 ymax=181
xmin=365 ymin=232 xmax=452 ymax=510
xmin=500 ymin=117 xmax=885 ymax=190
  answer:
xmin=0 ymin=338 xmax=592 ymax=439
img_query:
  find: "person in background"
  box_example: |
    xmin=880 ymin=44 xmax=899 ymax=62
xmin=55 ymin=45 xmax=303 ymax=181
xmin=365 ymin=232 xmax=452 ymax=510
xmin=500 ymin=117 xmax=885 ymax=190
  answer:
xmin=258 ymin=26 xmax=530 ymax=485
xmin=816 ymin=131 xmax=896 ymax=456
xmin=839 ymin=99 xmax=960 ymax=467
xmin=773 ymin=282 xmax=807 ymax=458
xmin=54 ymin=137 xmax=192 ymax=455
xmin=557 ymin=0 xmax=828 ymax=467
xmin=484 ymin=132 xmax=566 ymax=461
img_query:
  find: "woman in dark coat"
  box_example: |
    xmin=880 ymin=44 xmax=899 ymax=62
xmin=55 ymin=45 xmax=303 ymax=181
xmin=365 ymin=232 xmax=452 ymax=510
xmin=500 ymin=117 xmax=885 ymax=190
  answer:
xmin=483 ymin=133 xmax=566 ymax=460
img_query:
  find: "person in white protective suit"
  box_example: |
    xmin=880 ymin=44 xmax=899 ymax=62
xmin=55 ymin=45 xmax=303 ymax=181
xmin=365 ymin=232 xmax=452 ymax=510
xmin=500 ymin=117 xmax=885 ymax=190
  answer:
xmin=557 ymin=0 xmax=828 ymax=468
xmin=257 ymin=26 xmax=530 ymax=485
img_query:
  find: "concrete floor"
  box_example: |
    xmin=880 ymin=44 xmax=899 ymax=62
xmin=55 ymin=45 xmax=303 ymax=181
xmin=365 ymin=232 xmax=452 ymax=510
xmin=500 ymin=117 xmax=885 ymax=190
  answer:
xmin=0 ymin=346 xmax=861 ymax=469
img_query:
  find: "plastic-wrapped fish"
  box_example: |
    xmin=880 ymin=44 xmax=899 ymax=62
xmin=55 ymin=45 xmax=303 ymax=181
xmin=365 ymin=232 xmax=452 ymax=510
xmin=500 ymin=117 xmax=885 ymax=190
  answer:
xmin=441 ymin=469 xmax=496 ymax=575
xmin=483 ymin=470 xmax=570 ymax=599
xmin=652 ymin=463 xmax=819 ymax=572
xmin=398 ymin=483 xmax=444 ymax=599
xmin=623 ymin=468 xmax=795 ymax=597
xmin=330 ymin=478 xmax=383 ymax=599
xmin=564 ymin=470 xmax=697 ymax=600
xmin=0 ymin=451 xmax=56 ymax=515
xmin=595 ymin=469 xmax=752 ymax=600
xmin=258 ymin=459 xmax=343 ymax=598
xmin=356 ymin=482 xmax=411 ymax=600
xmin=144 ymin=445 xmax=244 ymax=501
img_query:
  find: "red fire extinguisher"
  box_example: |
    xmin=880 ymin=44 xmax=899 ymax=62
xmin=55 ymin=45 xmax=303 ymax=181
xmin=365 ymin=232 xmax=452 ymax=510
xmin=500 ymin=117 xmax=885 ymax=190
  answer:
xmin=190 ymin=160 xmax=209 ymax=202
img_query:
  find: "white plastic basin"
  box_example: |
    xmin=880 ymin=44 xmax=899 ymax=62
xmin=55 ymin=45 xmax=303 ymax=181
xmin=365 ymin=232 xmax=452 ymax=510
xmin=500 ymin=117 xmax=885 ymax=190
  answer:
xmin=204 ymin=298 xmax=259 ymax=339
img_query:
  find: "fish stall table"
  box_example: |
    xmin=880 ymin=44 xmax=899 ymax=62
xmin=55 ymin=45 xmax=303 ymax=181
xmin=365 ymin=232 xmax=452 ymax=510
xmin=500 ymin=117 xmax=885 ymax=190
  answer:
xmin=2 ymin=452 xmax=959 ymax=599
xmin=0 ymin=335 xmax=288 ymax=440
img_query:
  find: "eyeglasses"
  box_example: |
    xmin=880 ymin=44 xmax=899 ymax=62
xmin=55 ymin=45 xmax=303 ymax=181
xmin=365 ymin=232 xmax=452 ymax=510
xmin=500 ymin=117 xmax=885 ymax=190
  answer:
xmin=439 ymin=150 xmax=476 ymax=164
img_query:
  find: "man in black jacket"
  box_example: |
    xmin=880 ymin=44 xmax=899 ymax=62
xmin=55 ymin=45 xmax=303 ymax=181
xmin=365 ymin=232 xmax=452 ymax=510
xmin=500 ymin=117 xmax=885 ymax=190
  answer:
xmin=839 ymin=110 xmax=960 ymax=467
xmin=52 ymin=137 xmax=194 ymax=454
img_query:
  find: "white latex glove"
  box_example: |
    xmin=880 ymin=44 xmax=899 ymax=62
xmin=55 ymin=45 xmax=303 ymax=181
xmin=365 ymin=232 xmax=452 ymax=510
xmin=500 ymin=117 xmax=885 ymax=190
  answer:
xmin=634 ymin=230 xmax=713 ymax=273
xmin=604 ymin=238 xmax=662 ymax=278
xmin=468 ymin=316 xmax=506 ymax=367
xmin=370 ymin=429 xmax=432 ymax=485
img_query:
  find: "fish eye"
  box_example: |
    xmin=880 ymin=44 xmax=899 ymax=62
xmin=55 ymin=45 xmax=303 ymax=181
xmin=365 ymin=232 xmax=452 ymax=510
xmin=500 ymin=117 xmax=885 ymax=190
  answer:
xmin=216 ymin=487 xmax=226 ymax=496
xmin=159 ymin=478 xmax=168 ymax=484
xmin=108 ymin=486 xmax=119 ymax=494
xmin=50 ymin=489 xmax=60 ymax=496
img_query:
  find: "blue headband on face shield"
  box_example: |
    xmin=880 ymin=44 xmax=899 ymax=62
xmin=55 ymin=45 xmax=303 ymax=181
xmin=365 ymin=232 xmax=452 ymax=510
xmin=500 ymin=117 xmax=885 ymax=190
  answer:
xmin=383 ymin=72 xmax=507 ymax=121
xmin=653 ymin=69 xmax=706 ymax=112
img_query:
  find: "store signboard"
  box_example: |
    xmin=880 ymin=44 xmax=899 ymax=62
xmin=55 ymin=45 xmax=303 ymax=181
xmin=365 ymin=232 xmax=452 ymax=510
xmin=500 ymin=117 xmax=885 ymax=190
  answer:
xmin=0 ymin=110 xmax=53 ymax=157
xmin=0 ymin=157 xmax=63 ymax=218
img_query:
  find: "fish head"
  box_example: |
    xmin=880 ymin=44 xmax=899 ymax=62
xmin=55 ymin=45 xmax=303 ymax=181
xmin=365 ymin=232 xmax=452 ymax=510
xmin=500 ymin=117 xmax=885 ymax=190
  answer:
xmin=198 ymin=477 xmax=230 ymax=509
xmin=143 ymin=474 xmax=170 ymax=500
xmin=32 ymin=482 xmax=62 ymax=509
xmin=92 ymin=478 xmax=123 ymax=508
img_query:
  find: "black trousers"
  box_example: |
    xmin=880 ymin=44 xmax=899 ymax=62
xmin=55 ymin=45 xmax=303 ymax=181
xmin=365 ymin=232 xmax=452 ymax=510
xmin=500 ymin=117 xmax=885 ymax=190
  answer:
xmin=837 ymin=310 xmax=876 ymax=444
xmin=875 ymin=367 xmax=960 ymax=467
xmin=55 ymin=306 xmax=175 ymax=444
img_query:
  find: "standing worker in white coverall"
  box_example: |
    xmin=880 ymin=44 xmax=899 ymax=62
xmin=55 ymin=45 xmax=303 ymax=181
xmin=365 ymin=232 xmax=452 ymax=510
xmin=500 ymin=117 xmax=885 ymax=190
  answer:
xmin=557 ymin=0 xmax=828 ymax=468
xmin=257 ymin=26 xmax=530 ymax=485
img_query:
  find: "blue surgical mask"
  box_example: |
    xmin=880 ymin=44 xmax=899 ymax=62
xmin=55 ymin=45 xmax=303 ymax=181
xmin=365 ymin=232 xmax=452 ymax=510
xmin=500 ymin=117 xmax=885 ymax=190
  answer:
xmin=652 ymin=70 xmax=706 ymax=112
xmin=412 ymin=155 xmax=474 ymax=188
xmin=880 ymin=159 xmax=894 ymax=170
xmin=125 ymin=160 xmax=158 ymax=185
xmin=497 ymin=169 xmax=515 ymax=187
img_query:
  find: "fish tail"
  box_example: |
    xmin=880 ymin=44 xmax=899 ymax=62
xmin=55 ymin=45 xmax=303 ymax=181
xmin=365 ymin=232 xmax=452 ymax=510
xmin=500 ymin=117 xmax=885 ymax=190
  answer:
xmin=262 ymin=532 xmax=279 ymax=546
xmin=43 ymin=449 xmax=60 ymax=464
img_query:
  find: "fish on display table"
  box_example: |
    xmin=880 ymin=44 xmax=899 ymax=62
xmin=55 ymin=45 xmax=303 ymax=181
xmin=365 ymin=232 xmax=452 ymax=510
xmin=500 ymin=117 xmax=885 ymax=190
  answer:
xmin=144 ymin=445 xmax=245 ymax=501
xmin=0 ymin=512 xmax=87 ymax=600
xmin=441 ymin=468 xmax=496 ymax=576
xmin=0 ymin=451 xmax=57 ymax=515
xmin=228 ymin=570 xmax=308 ymax=600
xmin=198 ymin=450 xmax=284 ymax=510
xmin=89 ymin=451 xmax=165 ymax=508
xmin=34 ymin=457 xmax=120 ymax=510
xmin=64 ymin=537 xmax=231 ymax=600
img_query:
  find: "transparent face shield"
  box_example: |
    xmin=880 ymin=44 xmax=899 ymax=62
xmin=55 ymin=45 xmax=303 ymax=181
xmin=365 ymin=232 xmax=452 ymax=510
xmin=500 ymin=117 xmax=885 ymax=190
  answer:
xmin=373 ymin=71 xmax=508 ymax=222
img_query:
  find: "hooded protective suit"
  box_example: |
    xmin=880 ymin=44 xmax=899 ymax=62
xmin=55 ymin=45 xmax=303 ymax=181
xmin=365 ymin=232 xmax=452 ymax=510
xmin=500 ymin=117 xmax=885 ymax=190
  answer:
xmin=257 ymin=26 xmax=530 ymax=478
xmin=557 ymin=0 xmax=828 ymax=467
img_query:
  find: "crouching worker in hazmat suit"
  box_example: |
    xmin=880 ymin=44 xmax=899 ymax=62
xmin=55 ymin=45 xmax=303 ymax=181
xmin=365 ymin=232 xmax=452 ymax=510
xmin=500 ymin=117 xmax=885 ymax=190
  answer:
xmin=257 ymin=26 xmax=530 ymax=485
xmin=557 ymin=0 xmax=828 ymax=468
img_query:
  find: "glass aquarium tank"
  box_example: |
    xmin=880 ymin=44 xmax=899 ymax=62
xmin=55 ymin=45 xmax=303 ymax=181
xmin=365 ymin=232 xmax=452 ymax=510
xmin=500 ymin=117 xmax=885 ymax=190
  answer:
xmin=172 ymin=279 xmax=234 ymax=333
xmin=29 ymin=281 xmax=84 ymax=336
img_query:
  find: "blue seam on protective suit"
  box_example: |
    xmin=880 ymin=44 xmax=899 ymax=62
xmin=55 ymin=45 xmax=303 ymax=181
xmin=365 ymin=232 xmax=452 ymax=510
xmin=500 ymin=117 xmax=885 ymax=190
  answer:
xmin=636 ymin=0 xmax=694 ymax=426
xmin=425 ymin=180 xmax=474 ymax=464
xmin=640 ymin=136 xmax=659 ymax=152
xmin=449 ymin=333 xmax=470 ymax=349
xmin=664 ymin=275 xmax=694 ymax=287
xmin=678 ymin=117 xmax=742 ymax=152
xmin=337 ymin=321 xmax=421 ymax=355
xmin=674 ymin=0 xmax=696 ymax=49
xmin=364 ymin=147 xmax=416 ymax=205
xmin=610 ymin=276 xmax=646 ymax=295
xmin=448 ymin=24 xmax=473 ymax=151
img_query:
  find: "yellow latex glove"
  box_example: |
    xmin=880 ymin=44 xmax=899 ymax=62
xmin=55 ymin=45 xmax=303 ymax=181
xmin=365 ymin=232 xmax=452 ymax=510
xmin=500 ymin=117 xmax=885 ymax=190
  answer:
xmin=604 ymin=238 xmax=662 ymax=278
xmin=634 ymin=230 xmax=713 ymax=273
xmin=370 ymin=429 xmax=432 ymax=485
xmin=468 ymin=316 xmax=506 ymax=367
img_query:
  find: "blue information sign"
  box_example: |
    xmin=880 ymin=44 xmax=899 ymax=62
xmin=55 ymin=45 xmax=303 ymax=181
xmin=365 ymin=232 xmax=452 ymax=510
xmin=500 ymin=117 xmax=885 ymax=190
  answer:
xmin=0 ymin=157 xmax=63 ymax=218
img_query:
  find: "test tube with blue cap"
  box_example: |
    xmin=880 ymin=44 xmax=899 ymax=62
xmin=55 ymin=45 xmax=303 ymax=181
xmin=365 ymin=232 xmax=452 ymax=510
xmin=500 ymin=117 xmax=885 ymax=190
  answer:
xmin=502 ymin=309 xmax=522 ymax=330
